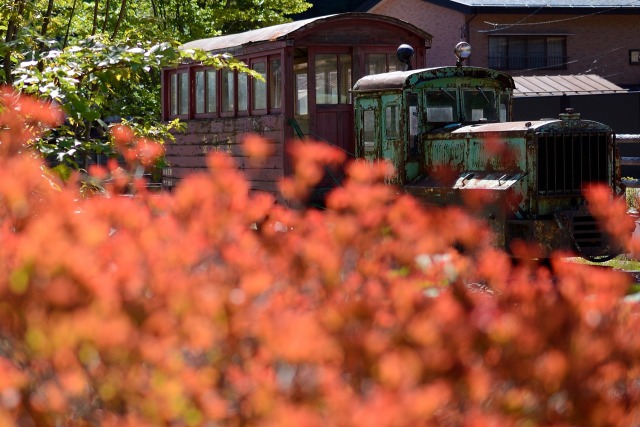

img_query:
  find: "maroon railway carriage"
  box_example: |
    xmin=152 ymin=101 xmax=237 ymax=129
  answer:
xmin=161 ymin=13 xmax=432 ymax=201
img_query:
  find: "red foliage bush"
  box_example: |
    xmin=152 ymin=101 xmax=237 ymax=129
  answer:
xmin=0 ymin=90 xmax=639 ymax=426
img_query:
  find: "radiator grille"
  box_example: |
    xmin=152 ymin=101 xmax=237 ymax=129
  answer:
xmin=537 ymin=132 xmax=609 ymax=196
xmin=572 ymin=215 xmax=605 ymax=249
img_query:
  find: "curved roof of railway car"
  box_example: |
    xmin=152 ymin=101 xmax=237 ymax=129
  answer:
xmin=352 ymin=66 xmax=516 ymax=92
xmin=181 ymin=13 xmax=433 ymax=53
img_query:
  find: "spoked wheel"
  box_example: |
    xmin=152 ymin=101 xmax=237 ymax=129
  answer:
xmin=581 ymin=253 xmax=618 ymax=263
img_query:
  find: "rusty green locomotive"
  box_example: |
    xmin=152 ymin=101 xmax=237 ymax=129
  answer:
xmin=352 ymin=43 xmax=625 ymax=261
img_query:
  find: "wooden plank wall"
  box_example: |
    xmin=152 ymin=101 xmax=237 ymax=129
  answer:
xmin=162 ymin=115 xmax=285 ymax=197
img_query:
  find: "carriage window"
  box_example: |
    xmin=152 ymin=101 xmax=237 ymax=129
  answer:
xmin=170 ymin=74 xmax=178 ymax=115
xmin=195 ymin=69 xmax=217 ymax=114
xmin=365 ymin=53 xmax=405 ymax=75
xmin=316 ymin=54 xmax=338 ymax=104
xmin=295 ymin=62 xmax=308 ymax=116
xmin=178 ymin=72 xmax=189 ymax=115
xmin=463 ymin=88 xmax=497 ymax=122
xmin=363 ymin=109 xmax=376 ymax=156
xmin=315 ymin=54 xmax=351 ymax=105
xmin=222 ymin=69 xmax=234 ymax=112
xmin=426 ymin=89 xmax=457 ymax=123
xmin=385 ymin=105 xmax=399 ymax=139
xmin=169 ymin=71 xmax=189 ymax=116
xmin=207 ymin=70 xmax=217 ymax=113
xmin=195 ymin=71 xmax=205 ymax=114
xmin=339 ymin=55 xmax=352 ymax=104
xmin=252 ymin=62 xmax=267 ymax=110
xmin=269 ymin=58 xmax=282 ymax=109
xmin=366 ymin=54 xmax=387 ymax=75
xmin=238 ymin=73 xmax=248 ymax=112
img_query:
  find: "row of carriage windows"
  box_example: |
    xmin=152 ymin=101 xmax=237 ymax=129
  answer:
xmin=168 ymin=52 xmax=406 ymax=118
xmin=168 ymin=57 xmax=281 ymax=117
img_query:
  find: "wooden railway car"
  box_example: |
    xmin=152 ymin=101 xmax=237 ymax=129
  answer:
xmin=352 ymin=43 xmax=626 ymax=261
xmin=161 ymin=13 xmax=432 ymax=201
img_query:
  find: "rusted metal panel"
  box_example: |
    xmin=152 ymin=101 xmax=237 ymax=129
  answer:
xmin=353 ymin=66 xmax=516 ymax=93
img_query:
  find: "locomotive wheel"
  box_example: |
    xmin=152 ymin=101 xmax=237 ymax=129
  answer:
xmin=581 ymin=253 xmax=618 ymax=263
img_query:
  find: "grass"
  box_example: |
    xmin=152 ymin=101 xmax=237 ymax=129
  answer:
xmin=564 ymin=255 xmax=640 ymax=295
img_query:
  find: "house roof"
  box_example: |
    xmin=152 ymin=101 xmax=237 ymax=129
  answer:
xmin=438 ymin=0 xmax=640 ymax=6
xmin=358 ymin=0 xmax=640 ymax=13
xmin=181 ymin=13 xmax=432 ymax=53
xmin=513 ymin=74 xmax=628 ymax=97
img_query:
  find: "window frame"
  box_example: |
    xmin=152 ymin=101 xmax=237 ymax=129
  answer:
xmin=250 ymin=58 xmax=268 ymax=115
xmin=268 ymin=54 xmax=283 ymax=112
xmin=193 ymin=66 xmax=219 ymax=118
xmin=313 ymin=52 xmax=353 ymax=106
xmin=166 ymin=68 xmax=191 ymax=120
xmin=164 ymin=51 xmax=284 ymax=119
xmin=488 ymin=35 xmax=567 ymax=71
xmin=220 ymin=67 xmax=237 ymax=118
xmin=237 ymin=71 xmax=250 ymax=116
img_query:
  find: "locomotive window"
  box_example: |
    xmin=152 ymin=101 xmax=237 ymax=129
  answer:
xmin=385 ymin=105 xmax=399 ymax=139
xmin=407 ymin=93 xmax=419 ymax=154
xmin=463 ymin=88 xmax=497 ymax=122
xmin=425 ymin=90 xmax=457 ymax=123
xmin=363 ymin=109 xmax=376 ymax=157
xmin=499 ymin=93 xmax=509 ymax=122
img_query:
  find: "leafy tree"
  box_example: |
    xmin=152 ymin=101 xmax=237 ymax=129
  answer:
xmin=13 ymin=35 xmax=253 ymax=171
xmin=1 ymin=0 xmax=311 ymax=173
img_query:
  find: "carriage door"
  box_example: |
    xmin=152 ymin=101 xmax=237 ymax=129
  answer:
xmin=309 ymin=48 xmax=354 ymax=158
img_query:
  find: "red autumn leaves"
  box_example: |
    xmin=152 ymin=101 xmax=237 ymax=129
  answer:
xmin=0 ymin=91 xmax=639 ymax=426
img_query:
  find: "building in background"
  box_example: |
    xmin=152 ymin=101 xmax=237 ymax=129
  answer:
xmin=356 ymin=0 xmax=640 ymax=89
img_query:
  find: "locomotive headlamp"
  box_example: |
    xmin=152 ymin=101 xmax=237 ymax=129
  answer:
xmin=454 ymin=42 xmax=471 ymax=66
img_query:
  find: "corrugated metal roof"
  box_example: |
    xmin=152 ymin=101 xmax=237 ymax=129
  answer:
xmin=513 ymin=74 xmax=628 ymax=97
xmin=181 ymin=15 xmax=330 ymax=52
xmin=181 ymin=13 xmax=433 ymax=53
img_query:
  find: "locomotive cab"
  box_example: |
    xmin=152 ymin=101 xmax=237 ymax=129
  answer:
xmin=352 ymin=44 xmax=625 ymax=261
